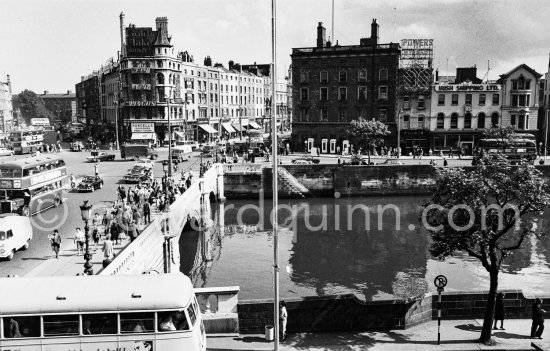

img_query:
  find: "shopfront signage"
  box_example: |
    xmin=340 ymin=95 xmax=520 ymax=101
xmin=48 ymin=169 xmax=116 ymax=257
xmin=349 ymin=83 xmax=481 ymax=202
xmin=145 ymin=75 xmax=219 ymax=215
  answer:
xmin=131 ymin=83 xmax=151 ymax=90
xmin=130 ymin=67 xmax=151 ymax=74
xmin=126 ymin=101 xmax=155 ymax=106
xmin=435 ymin=84 xmax=501 ymax=92
xmin=131 ymin=122 xmax=154 ymax=133
xmin=30 ymin=118 xmax=51 ymax=126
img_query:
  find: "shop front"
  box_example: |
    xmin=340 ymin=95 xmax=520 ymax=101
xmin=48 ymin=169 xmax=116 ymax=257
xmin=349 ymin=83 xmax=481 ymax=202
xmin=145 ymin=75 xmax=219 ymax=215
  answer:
xmin=431 ymin=131 xmax=484 ymax=156
xmin=400 ymin=129 xmax=430 ymax=155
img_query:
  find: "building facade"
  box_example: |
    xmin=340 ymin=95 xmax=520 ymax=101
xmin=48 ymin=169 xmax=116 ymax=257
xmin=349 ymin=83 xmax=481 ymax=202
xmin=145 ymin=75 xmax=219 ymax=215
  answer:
xmin=40 ymin=90 xmax=76 ymax=125
xmin=0 ymin=75 xmax=13 ymax=133
xmin=75 ymin=73 xmax=101 ymax=136
xmin=291 ymin=20 xmax=400 ymax=153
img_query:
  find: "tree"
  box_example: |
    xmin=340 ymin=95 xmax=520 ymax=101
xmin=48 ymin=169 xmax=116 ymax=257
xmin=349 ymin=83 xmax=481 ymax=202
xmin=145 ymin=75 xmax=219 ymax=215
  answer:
xmin=12 ymin=90 xmax=55 ymax=125
xmin=425 ymin=155 xmax=550 ymax=344
xmin=346 ymin=118 xmax=390 ymax=164
xmin=484 ymin=125 xmax=516 ymax=152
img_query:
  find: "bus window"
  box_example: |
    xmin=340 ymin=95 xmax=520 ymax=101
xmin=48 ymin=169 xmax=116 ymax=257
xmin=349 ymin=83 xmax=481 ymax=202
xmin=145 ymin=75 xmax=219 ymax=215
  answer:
xmin=173 ymin=310 xmax=190 ymax=331
xmin=82 ymin=313 xmax=118 ymax=335
xmin=43 ymin=315 xmax=80 ymax=336
xmin=3 ymin=316 xmax=41 ymax=338
xmin=187 ymin=304 xmax=197 ymax=326
xmin=157 ymin=311 xmax=177 ymax=332
xmin=120 ymin=312 xmax=155 ymax=333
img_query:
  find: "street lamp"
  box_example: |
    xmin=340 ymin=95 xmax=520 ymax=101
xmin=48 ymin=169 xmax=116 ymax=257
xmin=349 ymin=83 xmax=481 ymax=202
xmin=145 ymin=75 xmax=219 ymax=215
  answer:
xmin=79 ymin=200 xmax=93 ymax=275
xmin=162 ymin=160 xmax=168 ymax=192
xmin=199 ymin=151 xmax=204 ymax=178
xmin=161 ymin=212 xmax=175 ymax=273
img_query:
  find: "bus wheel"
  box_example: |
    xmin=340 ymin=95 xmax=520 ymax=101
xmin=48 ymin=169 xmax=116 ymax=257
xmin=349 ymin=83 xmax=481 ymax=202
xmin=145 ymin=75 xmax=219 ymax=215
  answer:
xmin=54 ymin=196 xmax=61 ymax=207
xmin=7 ymin=250 xmax=15 ymax=261
xmin=23 ymin=239 xmax=30 ymax=250
xmin=22 ymin=206 xmax=30 ymax=217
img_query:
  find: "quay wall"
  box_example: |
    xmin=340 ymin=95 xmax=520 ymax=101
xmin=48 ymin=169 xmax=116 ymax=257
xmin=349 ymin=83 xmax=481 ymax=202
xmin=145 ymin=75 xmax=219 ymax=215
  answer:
xmin=225 ymin=165 xmax=550 ymax=198
xmin=237 ymin=290 xmax=550 ymax=334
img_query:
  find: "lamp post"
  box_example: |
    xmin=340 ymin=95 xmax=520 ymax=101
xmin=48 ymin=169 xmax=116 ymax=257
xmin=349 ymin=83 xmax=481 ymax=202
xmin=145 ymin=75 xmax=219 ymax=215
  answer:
xmin=79 ymin=200 xmax=94 ymax=275
xmin=161 ymin=212 xmax=175 ymax=273
xmin=199 ymin=151 xmax=204 ymax=178
xmin=166 ymin=87 xmax=173 ymax=179
xmin=162 ymin=160 xmax=168 ymax=193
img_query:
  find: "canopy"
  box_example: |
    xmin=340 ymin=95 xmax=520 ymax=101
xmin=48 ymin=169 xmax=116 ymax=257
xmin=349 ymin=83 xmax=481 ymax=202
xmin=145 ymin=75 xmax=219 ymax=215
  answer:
xmin=232 ymin=124 xmax=246 ymax=132
xmin=131 ymin=133 xmax=155 ymax=140
xmin=222 ymin=123 xmax=236 ymax=133
xmin=248 ymin=122 xmax=261 ymax=129
xmin=198 ymin=124 xmax=218 ymax=134
xmin=175 ymin=131 xmax=186 ymax=138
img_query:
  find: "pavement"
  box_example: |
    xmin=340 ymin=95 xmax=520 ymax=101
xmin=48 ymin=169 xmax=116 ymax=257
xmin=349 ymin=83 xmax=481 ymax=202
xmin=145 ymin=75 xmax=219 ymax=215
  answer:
xmin=207 ymin=319 xmax=549 ymax=351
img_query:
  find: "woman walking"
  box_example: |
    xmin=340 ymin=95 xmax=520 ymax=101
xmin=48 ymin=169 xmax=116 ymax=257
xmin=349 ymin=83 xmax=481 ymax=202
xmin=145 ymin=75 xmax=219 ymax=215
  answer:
xmin=279 ymin=300 xmax=288 ymax=341
xmin=494 ymin=292 xmax=506 ymax=330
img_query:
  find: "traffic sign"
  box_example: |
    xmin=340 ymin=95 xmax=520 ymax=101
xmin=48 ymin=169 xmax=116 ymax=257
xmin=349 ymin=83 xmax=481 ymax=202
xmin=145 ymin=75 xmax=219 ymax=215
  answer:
xmin=434 ymin=275 xmax=448 ymax=289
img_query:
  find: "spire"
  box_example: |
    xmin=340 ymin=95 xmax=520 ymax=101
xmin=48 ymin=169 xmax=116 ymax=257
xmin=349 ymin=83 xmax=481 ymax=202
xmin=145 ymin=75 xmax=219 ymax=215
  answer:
xmin=154 ymin=29 xmax=171 ymax=46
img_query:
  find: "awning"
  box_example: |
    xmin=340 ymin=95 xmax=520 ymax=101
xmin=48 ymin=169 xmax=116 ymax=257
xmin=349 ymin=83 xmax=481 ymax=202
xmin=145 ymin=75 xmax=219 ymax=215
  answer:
xmin=175 ymin=131 xmax=186 ymax=138
xmin=131 ymin=133 xmax=155 ymax=140
xmin=248 ymin=122 xmax=261 ymax=129
xmin=222 ymin=123 xmax=236 ymax=133
xmin=198 ymin=124 xmax=218 ymax=134
xmin=232 ymin=124 xmax=246 ymax=132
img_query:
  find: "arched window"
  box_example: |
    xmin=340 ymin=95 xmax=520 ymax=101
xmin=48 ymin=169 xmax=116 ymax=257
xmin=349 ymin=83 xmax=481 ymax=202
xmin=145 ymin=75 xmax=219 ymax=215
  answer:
xmin=491 ymin=112 xmax=499 ymax=127
xmin=477 ymin=112 xmax=486 ymax=129
xmin=450 ymin=113 xmax=458 ymax=129
xmin=157 ymin=73 xmax=165 ymax=85
xmin=132 ymin=61 xmax=138 ymax=68
xmin=464 ymin=113 xmax=472 ymax=129
xmin=379 ymin=68 xmax=388 ymax=81
xmin=437 ymin=113 xmax=445 ymax=129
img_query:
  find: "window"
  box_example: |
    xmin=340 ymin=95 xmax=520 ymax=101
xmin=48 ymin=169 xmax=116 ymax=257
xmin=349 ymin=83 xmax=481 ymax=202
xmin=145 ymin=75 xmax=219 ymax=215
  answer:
xmin=418 ymin=95 xmax=425 ymax=109
xmin=301 ymin=108 xmax=309 ymax=121
xmin=320 ymin=87 xmax=328 ymax=101
xmin=338 ymin=87 xmax=347 ymax=101
xmin=451 ymin=94 xmax=459 ymax=105
xmin=300 ymin=88 xmax=309 ymax=101
xmin=492 ymin=94 xmax=499 ymax=105
xmin=120 ymin=312 xmax=155 ymax=333
xmin=465 ymin=94 xmax=472 ymax=105
xmin=478 ymin=112 xmax=486 ymax=128
xmin=379 ymin=109 xmax=387 ymax=121
xmin=82 ymin=314 xmax=118 ymax=335
xmin=320 ymin=71 xmax=328 ymax=83
xmin=156 ymin=73 xmax=165 ymax=85
xmin=403 ymin=96 xmax=411 ymax=109
xmin=438 ymin=94 xmax=445 ymax=105
xmin=418 ymin=115 xmax=425 ymax=129
xmin=320 ymin=108 xmax=328 ymax=121
xmin=158 ymin=310 xmax=190 ymax=332
xmin=437 ymin=114 xmax=445 ymax=129
xmin=518 ymin=114 xmax=527 ymax=130
xmin=491 ymin=113 xmax=499 ymax=127
xmin=379 ymin=86 xmax=388 ymax=100
xmin=358 ymin=69 xmax=367 ymax=82
xmin=339 ymin=71 xmax=347 ymax=83
xmin=157 ymin=60 xmax=163 ymax=68
xmin=3 ymin=316 xmax=41 ymax=338
xmin=511 ymin=114 xmax=517 ymax=126
xmin=450 ymin=113 xmax=458 ymax=128
xmin=379 ymin=68 xmax=388 ymax=81
xmin=43 ymin=315 xmax=79 ymax=336
xmin=339 ymin=107 xmax=347 ymax=121
xmin=358 ymin=86 xmax=367 ymax=101
xmin=464 ymin=113 xmax=472 ymax=129
xmin=187 ymin=303 xmax=198 ymax=326
xmin=479 ymin=94 xmax=486 ymax=105
xmin=300 ymin=70 xmax=309 ymax=83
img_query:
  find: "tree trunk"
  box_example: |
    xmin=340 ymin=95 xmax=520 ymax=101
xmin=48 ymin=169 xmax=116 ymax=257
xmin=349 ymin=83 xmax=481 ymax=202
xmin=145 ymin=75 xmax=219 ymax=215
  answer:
xmin=367 ymin=149 xmax=371 ymax=165
xmin=479 ymin=269 xmax=498 ymax=344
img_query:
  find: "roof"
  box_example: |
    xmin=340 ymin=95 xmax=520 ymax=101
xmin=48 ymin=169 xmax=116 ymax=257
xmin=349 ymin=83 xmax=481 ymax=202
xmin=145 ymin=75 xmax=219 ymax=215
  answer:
xmin=498 ymin=64 xmax=542 ymax=80
xmin=154 ymin=29 xmax=171 ymax=46
xmin=0 ymin=154 xmax=64 ymax=169
xmin=0 ymin=273 xmax=194 ymax=315
xmin=41 ymin=93 xmax=76 ymax=99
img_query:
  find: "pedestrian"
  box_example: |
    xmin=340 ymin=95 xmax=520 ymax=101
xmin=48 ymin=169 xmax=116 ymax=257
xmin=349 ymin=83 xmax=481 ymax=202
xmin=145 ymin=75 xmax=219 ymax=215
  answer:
xmin=49 ymin=229 xmax=62 ymax=259
xmin=143 ymin=200 xmax=151 ymax=224
xmin=443 ymin=158 xmax=448 ymax=167
xmin=94 ymin=163 xmax=99 ymax=177
xmin=279 ymin=300 xmax=288 ymax=341
xmin=531 ymin=298 xmax=545 ymax=339
xmin=127 ymin=220 xmax=137 ymax=242
xmin=494 ymin=292 xmax=506 ymax=330
xmin=110 ymin=221 xmax=120 ymax=245
xmin=74 ymin=228 xmax=85 ymax=256
xmin=102 ymin=234 xmax=114 ymax=265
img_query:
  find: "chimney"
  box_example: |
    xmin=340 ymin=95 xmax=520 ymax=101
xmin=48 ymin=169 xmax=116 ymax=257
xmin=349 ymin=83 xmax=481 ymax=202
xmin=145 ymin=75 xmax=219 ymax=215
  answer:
xmin=44 ymin=90 xmax=49 ymax=95
xmin=371 ymin=19 xmax=379 ymax=45
xmin=119 ymin=12 xmax=126 ymax=56
xmin=435 ymin=69 xmax=439 ymax=82
xmin=229 ymin=60 xmax=235 ymax=70
xmin=67 ymin=90 xmax=71 ymax=95
xmin=316 ymin=22 xmax=326 ymax=48
xmin=155 ymin=17 xmax=168 ymax=36
xmin=204 ymin=56 xmax=212 ymax=67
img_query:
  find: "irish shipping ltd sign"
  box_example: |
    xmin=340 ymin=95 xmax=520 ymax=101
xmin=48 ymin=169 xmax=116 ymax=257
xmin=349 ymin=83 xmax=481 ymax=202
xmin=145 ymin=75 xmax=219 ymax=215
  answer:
xmin=435 ymin=84 xmax=501 ymax=92
xmin=131 ymin=123 xmax=154 ymax=133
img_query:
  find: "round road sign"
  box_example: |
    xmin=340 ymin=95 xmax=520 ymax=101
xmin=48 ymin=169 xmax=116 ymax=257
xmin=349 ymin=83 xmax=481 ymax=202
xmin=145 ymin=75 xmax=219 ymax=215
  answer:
xmin=434 ymin=275 xmax=448 ymax=288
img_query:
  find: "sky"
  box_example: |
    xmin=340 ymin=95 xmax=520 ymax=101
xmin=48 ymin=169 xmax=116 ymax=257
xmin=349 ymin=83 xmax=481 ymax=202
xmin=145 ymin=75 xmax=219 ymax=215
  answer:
xmin=1 ymin=0 xmax=550 ymax=94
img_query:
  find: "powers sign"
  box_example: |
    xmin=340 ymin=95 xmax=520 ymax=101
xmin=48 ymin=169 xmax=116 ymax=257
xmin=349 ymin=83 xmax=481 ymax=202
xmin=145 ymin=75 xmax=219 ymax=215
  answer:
xmin=131 ymin=123 xmax=154 ymax=133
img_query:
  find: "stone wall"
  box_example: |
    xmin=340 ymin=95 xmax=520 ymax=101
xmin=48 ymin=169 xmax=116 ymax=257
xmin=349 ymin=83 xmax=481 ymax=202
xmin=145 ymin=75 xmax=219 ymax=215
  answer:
xmin=223 ymin=172 xmax=263 ymax=199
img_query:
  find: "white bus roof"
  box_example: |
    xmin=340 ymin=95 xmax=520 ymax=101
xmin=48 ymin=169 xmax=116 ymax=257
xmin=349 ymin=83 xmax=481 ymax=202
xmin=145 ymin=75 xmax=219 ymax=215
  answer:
xmin=0 ymin=273 xmax=194 ymax=315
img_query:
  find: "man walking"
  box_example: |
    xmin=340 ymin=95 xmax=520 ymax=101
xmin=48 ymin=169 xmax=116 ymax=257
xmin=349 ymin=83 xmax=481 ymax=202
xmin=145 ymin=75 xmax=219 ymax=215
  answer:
xmin=143 ymin=201 xmax=151 ymax=225
xmin=74 ymin=228 xmax=85 ymax=256
xmin=531 ymin=298 xmax=545 ymax=339
xmin=49 ymin=229 xmax=62 ymax=259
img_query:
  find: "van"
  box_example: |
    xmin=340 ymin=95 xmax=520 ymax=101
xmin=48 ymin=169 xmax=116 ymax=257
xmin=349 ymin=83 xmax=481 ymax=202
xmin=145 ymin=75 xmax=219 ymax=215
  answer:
xmin=0 ymin=214 xmax=33 ymax=260
xmin=121 ymin=144 xmax=159 ymax=161
xmin=171 ymin=145 xmax=194 ymax=163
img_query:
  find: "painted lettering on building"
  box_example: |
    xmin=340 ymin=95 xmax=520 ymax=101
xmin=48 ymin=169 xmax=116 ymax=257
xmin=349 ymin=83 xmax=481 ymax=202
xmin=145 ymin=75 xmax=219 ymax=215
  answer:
xmin=434 ymin=84 xmax=501 ymax=92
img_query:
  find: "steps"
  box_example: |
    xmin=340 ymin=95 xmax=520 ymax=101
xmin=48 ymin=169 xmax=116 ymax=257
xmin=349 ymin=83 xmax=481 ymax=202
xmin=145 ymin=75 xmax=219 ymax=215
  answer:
xmin=277 ymin=167 xmax=309 ymax=198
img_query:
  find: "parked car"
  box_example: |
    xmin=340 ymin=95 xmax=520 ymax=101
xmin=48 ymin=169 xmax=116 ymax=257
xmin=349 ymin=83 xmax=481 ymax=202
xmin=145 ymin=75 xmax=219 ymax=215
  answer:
xmin=123 ymin=166 xmax=151 ymax=183
xmin=292 ymin=156 xmax=320 ymax=164
xmin=133 ymin=159 xmax=155 ymax=170
xmin=87 ymin=151 xmax=116 ymax=162
xmin=70 ymin=141 xmax=84 ymax=152
xmin=76 ymin=176 xmax=104 ymax=192
xmin=0 ymin=148 xmax=14 ymax=157
xmin=350 ymin=155 xmax=368 ymax=165
xmin=121 ymin=144 xmax=158 ymax=161
xmin=0 ymin=214 xmax=33 ymax=261
xmin=380 ymin=158 xmax=404 ymax=165
xmin=61 ymin=132 xmax=74 ymax=142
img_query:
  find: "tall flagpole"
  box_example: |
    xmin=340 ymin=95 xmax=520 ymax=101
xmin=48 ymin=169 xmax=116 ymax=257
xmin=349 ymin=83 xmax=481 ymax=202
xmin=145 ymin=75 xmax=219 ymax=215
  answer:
xmin=271 ymin=0 xmax=280 ymax=349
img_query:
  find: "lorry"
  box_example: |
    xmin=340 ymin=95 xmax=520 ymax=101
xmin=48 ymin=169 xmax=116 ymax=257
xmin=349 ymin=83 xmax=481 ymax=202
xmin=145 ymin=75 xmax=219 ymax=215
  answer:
xmin=120 ymin=144 xmax=159 ymax=161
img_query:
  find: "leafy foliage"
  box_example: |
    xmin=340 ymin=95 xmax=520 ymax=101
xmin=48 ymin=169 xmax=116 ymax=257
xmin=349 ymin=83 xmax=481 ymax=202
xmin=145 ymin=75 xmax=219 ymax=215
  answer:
xmin=12 ymin=90 xmax=55 ymax=124
xmin=483 ymin=125 xmax=516 ymax=151
xmin=346 ymin=118 xmax=390 ymax=154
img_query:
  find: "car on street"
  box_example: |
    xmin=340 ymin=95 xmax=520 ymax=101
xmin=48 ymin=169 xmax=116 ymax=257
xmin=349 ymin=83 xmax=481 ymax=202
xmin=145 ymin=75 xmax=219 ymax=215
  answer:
xmin=292 ymin=156 xmax=320 ymax=164
xmin=86 ymin=151 xmax=116 ymax=162
xmin=350 ymin=155 xmax=368 ymax=165
xmin=0 ymin=214 xmax=33 ymax=261
xmin=133 ymin=160 xmax=155 ymax=170
xmin=380 ymin=158 xmax=404 ymax=165
xmin=0 ymin=148 xmax=14 ymax=157
xmin=70 ymin=141 xmax=84 ymax=152
xmin=76 ymin=176 xmax=104 ymax=192
xmin=123 ymin=166 xmax=151 ymax=183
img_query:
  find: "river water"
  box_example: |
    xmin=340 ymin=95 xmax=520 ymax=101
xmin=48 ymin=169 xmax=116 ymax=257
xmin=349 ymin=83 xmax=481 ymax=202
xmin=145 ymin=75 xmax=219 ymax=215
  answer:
xmin=179 ymin=196 xmax=550 ymax=301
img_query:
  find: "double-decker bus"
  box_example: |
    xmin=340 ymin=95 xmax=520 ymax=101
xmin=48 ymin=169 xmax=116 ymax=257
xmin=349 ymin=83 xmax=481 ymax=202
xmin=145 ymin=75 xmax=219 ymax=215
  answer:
xmin=0 ymin=155 xmax=67 ymax=216
xmin=9 ymin=130 xmax=44 ymax=155
xmin=0 ymin=273 xmax=207 ymax=351
xmin=474 ymin=137 xmax=537 ymax=164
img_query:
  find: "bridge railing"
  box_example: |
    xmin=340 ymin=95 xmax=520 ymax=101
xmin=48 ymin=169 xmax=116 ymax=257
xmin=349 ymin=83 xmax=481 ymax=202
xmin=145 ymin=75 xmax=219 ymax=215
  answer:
xmin=223 ymin=163 xmax=263 ymax=173
xmin=195 ymin=286 xmax=240 ymax=335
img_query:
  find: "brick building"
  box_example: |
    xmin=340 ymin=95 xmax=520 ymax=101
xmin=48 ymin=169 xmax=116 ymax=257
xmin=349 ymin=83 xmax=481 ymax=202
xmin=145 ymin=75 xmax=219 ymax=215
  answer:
xmin=291 ymin=20 xmax=400 ymax=153
xmin=75 ymin=73 xmax=101 ymax=136
xmin=40 ymin=90 xmax=76 ymax=125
